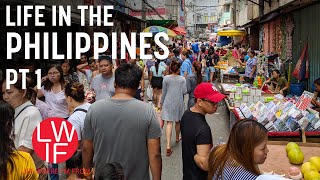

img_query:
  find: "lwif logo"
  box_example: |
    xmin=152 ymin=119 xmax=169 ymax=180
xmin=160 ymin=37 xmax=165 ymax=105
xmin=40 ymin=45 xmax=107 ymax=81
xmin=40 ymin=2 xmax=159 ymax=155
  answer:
xmin=32 ymin=117 xmax=78 ymax=163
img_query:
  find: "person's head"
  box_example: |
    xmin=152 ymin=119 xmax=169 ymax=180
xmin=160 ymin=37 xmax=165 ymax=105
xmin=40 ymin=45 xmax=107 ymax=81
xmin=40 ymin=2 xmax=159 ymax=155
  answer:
xmin=80 ymin=54 xmax=87 ymax=64
xmin=181 ymin=50 xmax=188 ymax=60
xmin=129 ymin=57 xmax=137 ymax=65
xmin=2 ymin=74 xmax=36 ymax=108
xmin=114 ymin=63 xmax=142 ymax=97
xmin=98 ymin=55 xmax=113 ymax=77
xmin=0 ymin=101 xmax=16 ymax=179
xmin=241 ymin=51 xmax=247 ymax=58
xmin=65 ymin=83 xmax=85 ymax=109
xmin=248 ymin=50 xmax=255 ymax=58
xmin=173 ymin=48 xmax=180 ymax=57
xmin=192 ymin=61 xmax=202 ymax=85
xmin=193 ymin=83 xmax=225 ymax=114
xmin=314 ymin=78 xmax=320 ymax=92
xmin=88 ymin=57 xmax=96 ymax=72
xmin=95 ymin=162 xmax=124 ymax=180
xmin=159 ymin=48 xmax=164 ymax=56
xmin=61 ymin=59 xmax=71 ymax=75
xmin=272 ymin=69 xmax=281 ymax=79
xmin=208 ymin=119 xmax=269 ymax=179
xmin=169 ymin=60 xmax=181 ymax=74
xmin=65 ymin=151 xmax=84 ymax=179
xmin=44 ymin=64 xmax=65 ymax=91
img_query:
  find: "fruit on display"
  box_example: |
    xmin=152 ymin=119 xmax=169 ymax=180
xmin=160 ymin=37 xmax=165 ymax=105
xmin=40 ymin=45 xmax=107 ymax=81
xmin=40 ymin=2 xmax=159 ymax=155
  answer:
xmin=288 ymin=148 xmax=304 ymax=165
xmin=288 ymin=166 xmax=302 ymax=180
xmin=286 ymin=142 xmax=301 ymax=154
xmin=303 ymin=170 xmax=320 ymax=180
xmin=301 ymin=162 xmax=318 ymax=174
xmin=309 ymin=157 xmax=320 ymax=172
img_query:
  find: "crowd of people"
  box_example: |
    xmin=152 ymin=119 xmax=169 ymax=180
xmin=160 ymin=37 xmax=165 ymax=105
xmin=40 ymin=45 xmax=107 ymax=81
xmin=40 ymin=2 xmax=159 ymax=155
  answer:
xmin=0 ymin=40 xmax=305 ymax=180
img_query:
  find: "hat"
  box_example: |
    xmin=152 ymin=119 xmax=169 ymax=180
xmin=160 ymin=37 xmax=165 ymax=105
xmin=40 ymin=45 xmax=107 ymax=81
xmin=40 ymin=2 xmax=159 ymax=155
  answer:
xmin=159 ymin=48 xmax=164 ymax=52
xmin=194 ymin=83 xmax=226 ymax=103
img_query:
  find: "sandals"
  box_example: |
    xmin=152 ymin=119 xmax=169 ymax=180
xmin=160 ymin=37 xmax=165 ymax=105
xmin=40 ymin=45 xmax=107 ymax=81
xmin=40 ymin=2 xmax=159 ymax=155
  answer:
xmin=166 ymin=148 xmax=173 ymax=156
xmin=176 ymin=137 xmax=182 ymax=143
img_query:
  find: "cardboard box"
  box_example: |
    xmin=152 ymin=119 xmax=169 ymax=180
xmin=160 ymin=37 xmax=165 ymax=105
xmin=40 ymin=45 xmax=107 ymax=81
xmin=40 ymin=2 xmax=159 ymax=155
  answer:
xmin=255 ymin=89 xmax=262 ymax=96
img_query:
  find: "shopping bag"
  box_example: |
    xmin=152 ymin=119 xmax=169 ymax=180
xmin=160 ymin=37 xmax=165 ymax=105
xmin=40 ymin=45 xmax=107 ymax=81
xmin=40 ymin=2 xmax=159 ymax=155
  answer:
xmin=147 ymin=85 xmax=153 ymax=100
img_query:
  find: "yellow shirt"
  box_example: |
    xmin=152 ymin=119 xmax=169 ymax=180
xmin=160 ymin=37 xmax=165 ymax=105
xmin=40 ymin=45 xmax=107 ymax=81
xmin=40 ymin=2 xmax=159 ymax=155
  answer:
xmin=6 ymin=151 xmax=39 ymax=180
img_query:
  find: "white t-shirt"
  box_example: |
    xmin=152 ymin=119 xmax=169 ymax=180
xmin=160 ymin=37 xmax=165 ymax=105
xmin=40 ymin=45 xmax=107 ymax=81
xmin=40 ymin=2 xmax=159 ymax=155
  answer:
xmin=68 ymin=103 xmax=91 ymax=141
xmin=14 ymin=101 xmax=44 ymax=168
xmin=14 ymin=101 xmax=42 ymax=150
xmin=41 ymin=86 xmax=69 ymax=119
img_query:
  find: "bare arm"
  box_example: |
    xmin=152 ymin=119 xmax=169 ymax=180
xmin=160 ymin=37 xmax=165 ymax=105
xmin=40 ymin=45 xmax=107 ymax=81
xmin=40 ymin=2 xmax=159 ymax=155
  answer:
xmin=148 ymin=138 xmax=162 ymax=180
xmin=250 ymin=65 xmax=257 ymax=78
xmin=82 ymin=139 xmax=94 ymax=180
xmin=77 ymin=63 xmax=88 ymax=74
xmin=194 ymin=144 xmax=211 ymax=171
xmin=149 ymin=71 xmax=153 ymax=82
xmin=18 ymin=146 xmax=34 ymax=154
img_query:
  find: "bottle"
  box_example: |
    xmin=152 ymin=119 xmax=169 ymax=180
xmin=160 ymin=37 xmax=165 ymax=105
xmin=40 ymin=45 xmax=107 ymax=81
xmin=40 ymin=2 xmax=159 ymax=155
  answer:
xmin=258 ymin=76 xmax=262 ymax=88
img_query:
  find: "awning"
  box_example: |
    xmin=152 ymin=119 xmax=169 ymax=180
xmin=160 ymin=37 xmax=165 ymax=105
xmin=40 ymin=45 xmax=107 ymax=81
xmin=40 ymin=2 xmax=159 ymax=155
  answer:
xmin=147 ymin=20 xmax=177 ymax=27
xmin=171 ymin=26 xmax=186 ymax=35
xmin=217 ymin=30 xmax=246 ymax=36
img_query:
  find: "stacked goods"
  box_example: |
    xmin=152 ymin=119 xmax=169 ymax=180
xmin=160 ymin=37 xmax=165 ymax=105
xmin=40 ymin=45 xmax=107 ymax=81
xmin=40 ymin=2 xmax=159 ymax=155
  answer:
xmin=238 ymin=100 xmax=320 ymax=132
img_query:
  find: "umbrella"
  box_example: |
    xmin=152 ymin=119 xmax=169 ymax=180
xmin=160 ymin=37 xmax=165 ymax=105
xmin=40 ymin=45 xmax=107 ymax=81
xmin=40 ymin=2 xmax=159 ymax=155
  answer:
xmin=171 ymin=26 xmax=186 ymax=35
xmin=143 ymin=26 xmax=177 ymax=37
xmin=217 ymin=30 xmax=246 ymax=36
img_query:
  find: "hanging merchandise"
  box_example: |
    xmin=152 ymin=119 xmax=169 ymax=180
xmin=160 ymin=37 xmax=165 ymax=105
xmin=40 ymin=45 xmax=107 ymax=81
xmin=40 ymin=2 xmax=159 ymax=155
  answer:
xmin=280 ymin=17 xmax=287 ymax=60
xmin=292 ymin=44 xmax=309 ymax=81
xmin=286 ymin=16 xmax=295 ymax=60
xmin=259 ymin=25 xmax=264 ymax=51
xmin=270 ymin=21 xmax=276 ymax=53
xmin=264 ymin=23 xmax=269 ymax=54
xmin=275 ymin=18 xmax=282 ymax=56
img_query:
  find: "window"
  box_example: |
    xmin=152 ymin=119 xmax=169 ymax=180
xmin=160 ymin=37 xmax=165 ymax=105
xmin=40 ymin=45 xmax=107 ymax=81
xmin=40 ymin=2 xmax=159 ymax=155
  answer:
xmin=225 ymin=4 xmax=230 ymax=12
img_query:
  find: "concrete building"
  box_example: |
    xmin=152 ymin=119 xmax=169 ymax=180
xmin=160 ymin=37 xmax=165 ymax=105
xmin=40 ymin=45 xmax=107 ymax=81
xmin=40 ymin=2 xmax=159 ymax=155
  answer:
xmin=185 ymin=0 xmax=219 ymax=37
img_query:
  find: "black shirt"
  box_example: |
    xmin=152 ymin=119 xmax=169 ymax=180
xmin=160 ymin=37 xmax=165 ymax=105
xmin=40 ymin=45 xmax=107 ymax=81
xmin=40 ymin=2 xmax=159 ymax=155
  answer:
xmin=206 ymin=55 xmax=214 ymax=67
xmin=181 ymin=110 xmax=213 ymax=180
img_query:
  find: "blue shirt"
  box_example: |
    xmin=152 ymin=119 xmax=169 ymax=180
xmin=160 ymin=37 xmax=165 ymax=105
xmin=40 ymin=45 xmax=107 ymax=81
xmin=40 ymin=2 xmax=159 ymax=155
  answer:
xmin=191 ymin=43 xmax=199 ymax=53
xmin=150 ymin=65 xmax=166 ymax=77
xmin=180 ymin=58 xmax=193 ymax=76
xmin=244 ymin=57 xmax=257 ymax=78
xmin=244 ymin=55 xmax=250 ymax=61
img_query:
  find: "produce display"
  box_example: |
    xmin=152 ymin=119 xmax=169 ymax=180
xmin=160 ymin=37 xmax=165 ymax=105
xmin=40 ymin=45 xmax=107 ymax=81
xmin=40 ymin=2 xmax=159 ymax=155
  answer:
xmin=259 ymin=142 xmax=320 ymax=179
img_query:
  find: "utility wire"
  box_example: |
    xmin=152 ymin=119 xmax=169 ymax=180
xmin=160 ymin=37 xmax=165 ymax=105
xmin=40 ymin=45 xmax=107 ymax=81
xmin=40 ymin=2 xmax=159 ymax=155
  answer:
xmin=142 ymin=0 xmax=165 ymax=20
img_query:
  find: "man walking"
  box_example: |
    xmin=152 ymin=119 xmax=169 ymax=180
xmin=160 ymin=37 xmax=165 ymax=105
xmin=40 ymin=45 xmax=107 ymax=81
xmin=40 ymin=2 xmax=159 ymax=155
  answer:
xmin=82 ymin=63 xmax=162 ymax=180
xmin=181 ymin=83 xmax=225 ymax=180
xmin=90 ymin=55 xmax=115 ymax=101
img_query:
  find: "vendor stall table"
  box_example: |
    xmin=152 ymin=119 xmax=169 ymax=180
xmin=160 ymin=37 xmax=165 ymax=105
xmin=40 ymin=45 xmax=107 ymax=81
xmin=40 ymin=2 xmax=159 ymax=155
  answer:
xmin=224 ymin=98 xmax=305 ymax=142
xmin=222 ymin=74 xmax=239 ymax=84
xmin=259 ymin=141 xmax=320 ymax=178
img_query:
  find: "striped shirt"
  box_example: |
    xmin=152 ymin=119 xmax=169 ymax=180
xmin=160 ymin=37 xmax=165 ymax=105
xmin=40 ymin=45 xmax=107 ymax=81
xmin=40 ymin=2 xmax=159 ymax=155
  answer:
xmin=212 ymin=158 xmax=259 ymax=180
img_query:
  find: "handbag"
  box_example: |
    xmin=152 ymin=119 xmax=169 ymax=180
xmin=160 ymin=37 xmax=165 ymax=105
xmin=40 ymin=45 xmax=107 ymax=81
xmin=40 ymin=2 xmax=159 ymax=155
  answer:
xmin=147 ymin=85 xmax=153 ymax=100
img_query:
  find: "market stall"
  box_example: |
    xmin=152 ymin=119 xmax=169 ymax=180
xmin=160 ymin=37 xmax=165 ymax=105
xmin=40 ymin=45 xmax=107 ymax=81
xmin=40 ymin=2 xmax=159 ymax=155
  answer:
xmin=220 ymin=86 xmax=320 ymax=142
xmin=259 ymin=141 xmax=320 ymax=179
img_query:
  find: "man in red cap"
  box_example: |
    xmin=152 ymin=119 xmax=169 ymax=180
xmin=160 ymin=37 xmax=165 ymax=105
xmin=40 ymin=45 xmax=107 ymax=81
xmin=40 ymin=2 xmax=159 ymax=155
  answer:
xmin=181 ymin=82 xmax=225 ymax=180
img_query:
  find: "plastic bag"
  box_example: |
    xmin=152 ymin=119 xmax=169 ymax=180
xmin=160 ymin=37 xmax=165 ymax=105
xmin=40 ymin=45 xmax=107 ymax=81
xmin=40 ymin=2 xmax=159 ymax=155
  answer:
xmin=147 ymin=85 xmax=153 ymax=100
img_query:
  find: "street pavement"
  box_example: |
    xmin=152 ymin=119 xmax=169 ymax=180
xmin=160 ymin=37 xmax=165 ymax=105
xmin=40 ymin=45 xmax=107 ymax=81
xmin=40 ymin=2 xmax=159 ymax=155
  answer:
xmin=160 ymin=97 xmax=230 ymax=179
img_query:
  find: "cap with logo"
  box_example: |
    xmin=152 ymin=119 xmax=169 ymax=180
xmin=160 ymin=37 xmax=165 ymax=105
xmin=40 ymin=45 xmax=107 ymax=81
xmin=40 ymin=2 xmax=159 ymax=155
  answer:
xmin=194 ymin=83 xmax=226 ymax=103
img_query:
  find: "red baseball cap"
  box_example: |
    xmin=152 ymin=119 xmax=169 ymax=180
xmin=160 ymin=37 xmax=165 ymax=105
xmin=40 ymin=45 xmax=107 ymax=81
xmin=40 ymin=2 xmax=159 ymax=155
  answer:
xmin=194 ymin=83 xmax=226 ymax=103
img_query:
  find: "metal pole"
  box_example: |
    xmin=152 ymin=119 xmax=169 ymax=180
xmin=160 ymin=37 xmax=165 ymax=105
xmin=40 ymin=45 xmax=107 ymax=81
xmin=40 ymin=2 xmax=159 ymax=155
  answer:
xmin=142 ymin=0 xmax=146 ymax=21
xmin=233 ymin=0 xmax=237 ymax=29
